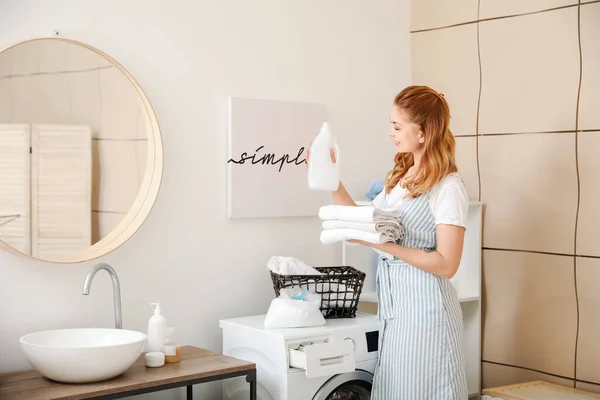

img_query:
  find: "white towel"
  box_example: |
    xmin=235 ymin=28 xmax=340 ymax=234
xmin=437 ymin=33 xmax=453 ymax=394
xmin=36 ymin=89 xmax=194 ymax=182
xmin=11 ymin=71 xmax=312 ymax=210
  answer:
xmin=266 ymin=256 xmax=322 ymax=275
xmin=320 ymin=229 xmax=397 ymax=245
xmin=322 ymin=220 xmax=378 ymax=232
xmin=319 ymin=205 xmax=400 ymax=223
xmin=322 ymin=220 xmax=403 ymax=239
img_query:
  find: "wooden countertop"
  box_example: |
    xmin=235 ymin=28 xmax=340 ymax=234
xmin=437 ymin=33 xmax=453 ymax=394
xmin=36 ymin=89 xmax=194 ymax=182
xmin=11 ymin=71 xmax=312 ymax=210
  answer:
xmin=483 ymin=380 xmax=600 ymax=399
xmin=0 ymin=346 xmax=255 ymax=400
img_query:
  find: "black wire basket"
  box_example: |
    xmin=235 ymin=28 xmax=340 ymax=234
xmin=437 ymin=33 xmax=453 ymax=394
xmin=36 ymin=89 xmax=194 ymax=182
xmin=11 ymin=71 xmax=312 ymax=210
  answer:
xmin=270 ymin=266 xmax=366 ymax=319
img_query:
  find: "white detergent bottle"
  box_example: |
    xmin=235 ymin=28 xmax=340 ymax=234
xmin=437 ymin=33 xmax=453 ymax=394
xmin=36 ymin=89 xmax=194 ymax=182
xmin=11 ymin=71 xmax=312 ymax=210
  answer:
xmin=308 ymin=122 xmax=340 ymax=191
xmin=147 ymin=303 xmax=167 ymax=353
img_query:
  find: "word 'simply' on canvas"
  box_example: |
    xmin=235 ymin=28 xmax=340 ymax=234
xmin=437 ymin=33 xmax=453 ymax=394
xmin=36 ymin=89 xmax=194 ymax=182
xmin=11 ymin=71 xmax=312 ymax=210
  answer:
xmin=227 ymin=145 xmax=306 ymax=172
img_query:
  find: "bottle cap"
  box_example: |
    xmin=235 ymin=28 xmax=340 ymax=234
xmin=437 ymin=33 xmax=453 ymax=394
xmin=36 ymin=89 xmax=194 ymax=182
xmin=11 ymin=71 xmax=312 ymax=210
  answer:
xmin=320 ymin=122 xmax=331 ymax=135
xmin=150 ymin=303 xmax=161 ymax=315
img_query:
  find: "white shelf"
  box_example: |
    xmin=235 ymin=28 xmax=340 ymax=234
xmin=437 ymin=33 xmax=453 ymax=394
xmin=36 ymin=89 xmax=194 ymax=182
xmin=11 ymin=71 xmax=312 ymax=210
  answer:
xmin=359 ymin=291 xmax=479 ymax=304
xmin=459 ymin=294 xmax=480 ymax=303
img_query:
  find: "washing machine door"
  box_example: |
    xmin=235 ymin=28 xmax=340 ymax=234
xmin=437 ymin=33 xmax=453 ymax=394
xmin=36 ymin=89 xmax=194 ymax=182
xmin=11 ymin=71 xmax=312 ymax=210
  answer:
xmin=312 ymin=370 xmax=373 ymax=400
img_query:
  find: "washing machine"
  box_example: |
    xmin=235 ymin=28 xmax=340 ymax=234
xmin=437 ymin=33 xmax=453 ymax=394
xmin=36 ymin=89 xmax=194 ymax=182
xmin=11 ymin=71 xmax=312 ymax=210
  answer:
xmin=220 ymin=312 xmax=379 ymax=400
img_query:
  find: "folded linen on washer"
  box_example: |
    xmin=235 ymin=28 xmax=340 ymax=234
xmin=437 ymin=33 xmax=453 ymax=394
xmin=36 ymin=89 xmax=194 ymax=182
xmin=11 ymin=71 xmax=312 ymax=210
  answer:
xmin=320 ymin=228 xmax=399 ymax=245
xmin=318 ymin=205 xmax=400 ymax=223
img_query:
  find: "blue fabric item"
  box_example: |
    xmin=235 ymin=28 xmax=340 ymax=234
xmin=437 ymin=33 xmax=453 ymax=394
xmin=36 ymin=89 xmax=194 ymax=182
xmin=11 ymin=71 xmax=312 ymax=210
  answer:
xmin=366 ymin=180 xmax=384 ymax=201
xmin=292 ymin=289 xmax=307 ymax=300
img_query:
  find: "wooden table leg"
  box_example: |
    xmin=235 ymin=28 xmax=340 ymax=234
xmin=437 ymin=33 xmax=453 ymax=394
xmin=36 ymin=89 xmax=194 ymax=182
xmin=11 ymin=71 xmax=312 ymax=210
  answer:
xmin=187 ymin=385 xmax=193 ymax=400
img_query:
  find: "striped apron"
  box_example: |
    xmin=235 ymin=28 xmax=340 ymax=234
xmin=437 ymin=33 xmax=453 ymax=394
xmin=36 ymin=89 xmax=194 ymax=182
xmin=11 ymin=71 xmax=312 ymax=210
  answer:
xmin=371 ymin=191 xmax=468 ymax=399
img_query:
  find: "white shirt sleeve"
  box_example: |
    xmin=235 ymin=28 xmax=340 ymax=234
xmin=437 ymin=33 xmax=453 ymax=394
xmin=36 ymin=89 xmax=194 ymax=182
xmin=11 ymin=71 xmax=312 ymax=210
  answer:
xmin=429 ymin=175 xmax=469 ymax=228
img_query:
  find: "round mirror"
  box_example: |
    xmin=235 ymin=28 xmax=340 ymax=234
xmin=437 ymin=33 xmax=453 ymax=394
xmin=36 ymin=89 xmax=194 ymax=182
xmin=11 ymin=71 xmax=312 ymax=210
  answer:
xmin=0 ymin=38 xmax=163 ymax=263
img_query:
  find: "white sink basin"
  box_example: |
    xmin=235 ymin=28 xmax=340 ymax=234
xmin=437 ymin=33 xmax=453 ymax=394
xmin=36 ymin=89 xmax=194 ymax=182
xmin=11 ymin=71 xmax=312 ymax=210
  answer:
xmin=20 ymin=328 xmax=147 ymax=383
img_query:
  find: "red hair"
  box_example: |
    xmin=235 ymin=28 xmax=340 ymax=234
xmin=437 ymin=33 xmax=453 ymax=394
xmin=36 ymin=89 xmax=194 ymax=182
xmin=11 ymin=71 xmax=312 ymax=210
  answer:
xmin=384 ymin=85 xmax=457 ymax=198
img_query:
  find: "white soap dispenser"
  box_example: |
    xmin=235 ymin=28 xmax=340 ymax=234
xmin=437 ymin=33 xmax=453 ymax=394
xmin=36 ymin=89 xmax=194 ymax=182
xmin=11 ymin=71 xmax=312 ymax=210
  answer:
xmin=308 ymin=122 xmax=340 ymax=191
xmin=147 ymin=303 xmax=167 ymax=353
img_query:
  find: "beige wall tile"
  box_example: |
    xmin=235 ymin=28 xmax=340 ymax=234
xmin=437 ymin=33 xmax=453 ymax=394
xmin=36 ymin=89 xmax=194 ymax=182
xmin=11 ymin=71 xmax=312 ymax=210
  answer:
xmin=37 ymin=75 xmax=70 ymax=125
xmin=483 ymin=250 xmax=577 ymax=377
xmin=576 ymin=257 xmax=600 ymax=384
xmin=411 ymin=0 xmax=478 ymax=31
xmin=68 ymin=70 xmax=101 ymax=138
xmin=65 ymin=41 xmax=103 ymax=71
xmin=91 ymin=211 xmax=126 ymax=244
xmin=480 ymin=0 xmax=576 ymax=19
xmin=0 ymin=79 xmax=10 ymax=123
xmin=92 ymin=140 xmax=144 ymax=213
xmin=0 ymin=48 xmax=11 ymax=78
xmin=4 ymin=70 xmax=101 ymax=136
xmin=8 ymin=41 xmax=38 ymax=76
xmin=479 ymin=134 xmax=577 ymax=253
xmin=357 ymin=301 xmax=377 ymax=315
xmin=577 ymin=132 xmax=600 ymax=256
xmin=10 ymin=75 xmax=40 ymax=124
xmin=98 ymin=67 xmax=143 ymax=139
xmin=412 ymin=24 xmax=479 ymax=136
xmin=35 ymin=39 xmax=67 ymax=74
xmin=576 ymin=381 xmax=600 ymax=394
xmin=135 ymin=109 xmax=150 ymax=140
xmin=136 ymin=141 xmax=148 ymax=181
xmin=479 ymin=8 xmax=579 ymax=134
xmin=483 ymin=361 xmax=574 ymax=390
xmin=0 ymin=42 xmax=105 ymax=135
xmin=579 ymin=3 xmax=600 ymax=131
xmin=455 ymin=136 xmax=479 ymax=200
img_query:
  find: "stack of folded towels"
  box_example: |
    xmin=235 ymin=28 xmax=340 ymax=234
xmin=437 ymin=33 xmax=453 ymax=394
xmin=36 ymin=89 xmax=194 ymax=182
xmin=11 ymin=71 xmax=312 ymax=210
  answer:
xmin=319 ymin=205 xmax=404 ymax=245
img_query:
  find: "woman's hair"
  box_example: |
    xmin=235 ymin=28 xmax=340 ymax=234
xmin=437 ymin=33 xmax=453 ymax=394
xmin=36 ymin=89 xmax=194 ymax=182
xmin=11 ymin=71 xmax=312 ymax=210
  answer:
xmin=383 ymin=85 xmax=458 ymax=198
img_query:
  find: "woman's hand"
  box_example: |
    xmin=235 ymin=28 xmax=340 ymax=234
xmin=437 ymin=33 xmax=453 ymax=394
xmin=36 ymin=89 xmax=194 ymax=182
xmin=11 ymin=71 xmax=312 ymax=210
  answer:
xmin=347 ymin=239 xmax=382 ymax=249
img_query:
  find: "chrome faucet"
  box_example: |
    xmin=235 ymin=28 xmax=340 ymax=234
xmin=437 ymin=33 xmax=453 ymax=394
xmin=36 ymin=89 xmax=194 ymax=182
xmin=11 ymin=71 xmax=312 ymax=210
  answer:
xmin=82 ymin=263 xmax=123 ymax=329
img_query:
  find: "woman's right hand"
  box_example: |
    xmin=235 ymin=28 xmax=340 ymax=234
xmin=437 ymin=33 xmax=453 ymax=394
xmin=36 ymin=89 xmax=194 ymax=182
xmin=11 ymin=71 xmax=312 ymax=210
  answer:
xmin=305 ymin=142 xmax=337 ymax=169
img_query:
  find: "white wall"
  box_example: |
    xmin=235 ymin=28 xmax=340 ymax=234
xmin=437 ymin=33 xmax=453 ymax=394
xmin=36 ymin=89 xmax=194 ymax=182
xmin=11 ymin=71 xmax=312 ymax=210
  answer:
xmin=0 ymin=0 xmax=410 ymax=398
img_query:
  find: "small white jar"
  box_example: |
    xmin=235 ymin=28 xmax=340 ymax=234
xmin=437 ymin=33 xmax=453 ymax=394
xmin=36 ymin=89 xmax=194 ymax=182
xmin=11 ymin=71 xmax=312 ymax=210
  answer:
xmin=145 ymin=351 xmax=165 ymax=368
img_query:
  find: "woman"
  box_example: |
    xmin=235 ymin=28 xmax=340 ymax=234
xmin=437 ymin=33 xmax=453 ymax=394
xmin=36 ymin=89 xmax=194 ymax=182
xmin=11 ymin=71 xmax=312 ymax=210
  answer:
xmin=311 ymin=85 xmax=469 ymax=399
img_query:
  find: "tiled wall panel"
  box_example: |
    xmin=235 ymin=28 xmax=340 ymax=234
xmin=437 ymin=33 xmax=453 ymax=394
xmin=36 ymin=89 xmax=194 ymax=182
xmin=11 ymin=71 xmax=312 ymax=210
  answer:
xmin=412 ymin=1 xmax=600 ymax=392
